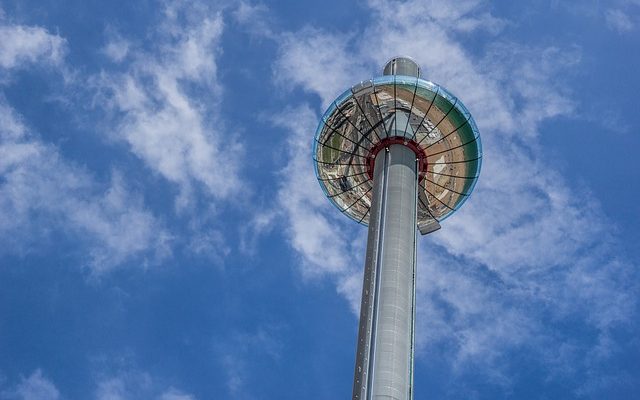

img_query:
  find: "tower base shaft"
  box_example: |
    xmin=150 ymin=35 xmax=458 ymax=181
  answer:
xmin=352 ymin=144 xmax=418 ymax=400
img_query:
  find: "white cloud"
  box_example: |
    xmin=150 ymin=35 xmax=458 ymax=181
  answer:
xmin=561 ymin=0 xmax=639 ymax=34
xmin=158 ymin=389 xmax=195 ymax=400
xmin=238 ymin=209 xmax=277 ymax=256
xmin=188 ymin=229 xmax=231 ymax=266
xmin=605 ymin=9 xmax=635 ymax=32
xmin=214 ymin=325 xmax=284 ymax=399
xmin=0 ymin=3 xmax=242 ymax=272
xmin=1 ymin=370 xmax=60 ymax=400
xmin=0 ymin=23 xmax=66 ymax=70
xmin=368 ymin=0 xmax=507 ymax=34
xmin=94 ymin=368 xmax=196 ymax=400
xmin=267 ymin=0 xmax=637 ymax=385
xmin=604 ymin=0 xmax=640 ymax=33
xmin=93 ymin=2 xmax=243 ymax=210
xmin=0 ymin=17 xmax=171 ymax=273
xmin=232 ymin=2 xmax=274 ymax=39
xmin=102 ymin=30 xmax=131 ymax=63
xmin=0 ymin=99 xmax=171 ymax=273
xmin=270 ymin=106 xmax=356 ymax=277
xmin=269 ymin=104 xmax=369 ymax=310
xmin=364 ymin=1 xmax=579 ymax=139
xmin=274 ymin=30 xmax=369 ymax=109
xmin=95 ymin=375 xmax=137 ymax=400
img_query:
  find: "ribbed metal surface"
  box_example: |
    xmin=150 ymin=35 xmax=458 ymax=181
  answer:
xmin=353 ymin=144 xmax=417 ymax=400
xmin=383 ymin=57 xmax=420 ymax=78
xmin=352 ymin=145 xmax=386 ymax=400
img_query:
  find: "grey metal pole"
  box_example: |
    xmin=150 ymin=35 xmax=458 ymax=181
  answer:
xmin=313 ymin=55 xmax=480 ymax=400
xmin=352 ymin=56 xmax=421 ymax=400
xmin=352 ymin=143 xmax=418 ymax=400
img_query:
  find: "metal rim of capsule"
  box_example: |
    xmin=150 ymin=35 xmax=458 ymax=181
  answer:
xmin=312 ymin=74 xmax=483 ymax=228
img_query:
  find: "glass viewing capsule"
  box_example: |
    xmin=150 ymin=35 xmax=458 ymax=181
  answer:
xmin=313 ymin=74 xmax=482 ymax=234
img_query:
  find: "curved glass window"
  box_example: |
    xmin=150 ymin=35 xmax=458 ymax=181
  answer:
xmin=313 ymin=75 xmax=482 ymax=227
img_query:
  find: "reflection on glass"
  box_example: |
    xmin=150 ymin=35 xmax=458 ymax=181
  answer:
xmin=314 ymin=76 xmax=482 ymax=226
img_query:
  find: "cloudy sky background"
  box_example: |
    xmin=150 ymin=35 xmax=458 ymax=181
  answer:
xmin=1 ymin=0 xmax=639 ymax=399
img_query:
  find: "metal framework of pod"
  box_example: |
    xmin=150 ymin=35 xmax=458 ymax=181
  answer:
xmin=312 ymin=57 xmax=482 ymax=400
xmin=313 ymin=71 xmax=482 ymax=235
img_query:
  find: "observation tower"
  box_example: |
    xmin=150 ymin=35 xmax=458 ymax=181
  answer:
xmin=312 ymin=57 xmax=482 ymax=399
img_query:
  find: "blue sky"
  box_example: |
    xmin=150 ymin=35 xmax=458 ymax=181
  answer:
xmin=0 ymin=0 xmax=639 ymax=399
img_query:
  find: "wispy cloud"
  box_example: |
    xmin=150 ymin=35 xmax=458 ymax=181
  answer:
xmin=214 ymin=325 xmax=284 ymax=399
xmin=0 ymin=17 xmax=173 ymax=273
xmin=0 ymin=2 xmax=252 ymax=273
xmin=273 ymin=30 xmax=370 ymax=109
xmin=92 ymin=2 xmax=243 ymax=210
xmin=604 ymin=0 xmax=640 ymax=33
xmin=232 ymin=1 xmax=275 ymax=39
xmin=0 ymin=99 xmax=171 ymax=273
xmin=93 ymin=365 xmax=196 ymax=400
xmin=269 ymin=104 xmax=365 ymax=308
xmin=0 ymin=369 xmax=60 ymax=400
xmin=101 ymin=29 xmax=131 ymax=63
xmin=0 ymin=21 xmax=66 ymax=71
xmin=559 ymin=0 xmax=640 ymax=34
xmin=158 ymin=389 xmax=196 ymax=400
xmin=605 ymin=8 xmax=636 ymax=32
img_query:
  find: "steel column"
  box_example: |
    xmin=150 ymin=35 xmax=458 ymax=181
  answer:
xmin=352 ymin=144 xmax=418 ymax=400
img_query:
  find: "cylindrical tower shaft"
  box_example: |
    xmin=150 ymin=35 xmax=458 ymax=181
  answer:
xmin=313 ymin=55 xmax=481 ymax=400
xmin=353 ymin=143 xmax=418 ymax=400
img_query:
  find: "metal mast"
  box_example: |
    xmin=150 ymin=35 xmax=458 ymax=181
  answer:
xmin=352 ymin=57 xmax=420 ymax=400
xmin=312 ymin=56 xmax=482 ymax=400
